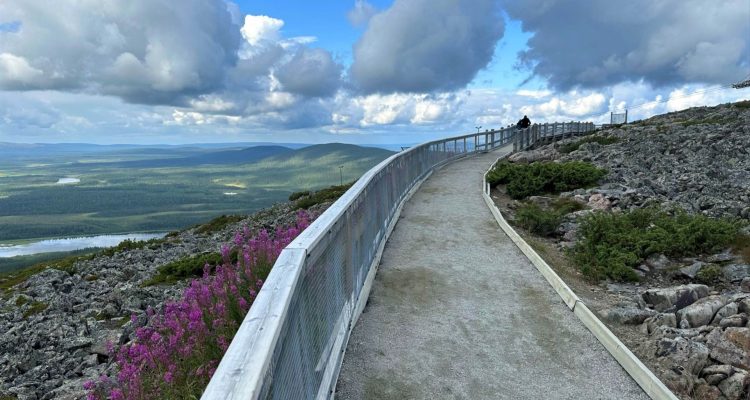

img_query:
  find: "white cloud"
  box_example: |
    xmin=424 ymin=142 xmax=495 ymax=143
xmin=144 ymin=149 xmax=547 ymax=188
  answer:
xmin=0 ymin=53 xmax=43 ymax=86
xmin=240 ymin=15 xmax=284 ymax=47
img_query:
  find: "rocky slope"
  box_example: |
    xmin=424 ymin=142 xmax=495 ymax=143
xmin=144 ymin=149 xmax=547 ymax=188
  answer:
xmin=505 ymin=101 xmax=750 ymax=399
xmin=0 ymin=202 xmax=328 ymax=400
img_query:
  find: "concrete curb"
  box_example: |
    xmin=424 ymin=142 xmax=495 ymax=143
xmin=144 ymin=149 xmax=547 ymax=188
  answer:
xmin=481 ymin=154 xmax=678 ymax=400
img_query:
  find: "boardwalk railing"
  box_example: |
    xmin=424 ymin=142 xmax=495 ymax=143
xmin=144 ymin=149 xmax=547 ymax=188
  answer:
xmin=513 ymin=121 xmax=596 ymax=152
xmin=202 ymin=121 xmax=594 ymax=400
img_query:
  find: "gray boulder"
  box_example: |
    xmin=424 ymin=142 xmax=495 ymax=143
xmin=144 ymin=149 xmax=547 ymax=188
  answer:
xmin=600 ymin=307 xmax=657 ymax=325
xmin=677 ymin=295 xmax=726 ymax=328
xmin=654 ymin=336 xmax=710 ymax=375
xmin=642 ymin=284 xmax=710 ymax=312
xmin=718 ymin=370 xmax=749 ymax=400
xmin=707 ymin=327 xmax=750 ymax=370
xmin=643 ymin=313 xmax=677 ymax=334
xmin=711 ymin=302 xmax=739 ymax=325
xmin=675 ymin=262 xmax=704 ymax=280
xmin=719 ymin=313 xmax=748 ymax=328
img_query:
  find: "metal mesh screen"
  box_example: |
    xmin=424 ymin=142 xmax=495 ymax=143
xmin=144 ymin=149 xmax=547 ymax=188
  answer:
xmin=611 ymin=112 xmax=627 ymax=124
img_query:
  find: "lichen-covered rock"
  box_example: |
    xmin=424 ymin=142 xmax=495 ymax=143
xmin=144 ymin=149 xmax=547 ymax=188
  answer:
xmin=707 ymin=327 xmax=750 ymax=370
xmin=642 ymin=284 xmax=710 ymax=312
xmin=600 ymin=307 xmax=657 ymax=325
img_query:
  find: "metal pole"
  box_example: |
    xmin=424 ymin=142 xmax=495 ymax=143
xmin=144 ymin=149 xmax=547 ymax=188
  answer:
xmin=339 ymin=165 xmax=344 ymax=185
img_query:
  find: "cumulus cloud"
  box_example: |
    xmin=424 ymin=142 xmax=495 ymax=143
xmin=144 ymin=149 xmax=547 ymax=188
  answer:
xmin=502 ymin=0 xmax=750 ymax=89
xmin=275 ymin=48 xmax=342 ymax=97
xmin=0 ymin=0 xmax=242 ymax=103
xmin=347 ymin=0 xmax=378 ymax=27
xmin=350 ymin=0 xmax=504 ymax=94
xmin=0 ymin=0 xmax=342 ymax=119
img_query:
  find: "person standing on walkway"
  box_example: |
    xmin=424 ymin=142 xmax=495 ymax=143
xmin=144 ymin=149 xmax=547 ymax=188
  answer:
xmin=516 ymin=115 xmax=531 ymax=129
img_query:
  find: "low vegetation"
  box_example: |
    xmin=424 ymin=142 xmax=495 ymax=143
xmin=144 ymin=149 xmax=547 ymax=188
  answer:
xmin=0 ymin=253 xmax=82 ymax=293
xmin=570 ymin=208 xmax=740 ymax=282
xmin=194 ymin=215 xmax=246 ymax=235
xmin=144 ymin=252 xmax=229 ymax=286
xmin=515 ymin=198 xmax=585 ymax=237
xmin=558 ymin=136 xmax=619 ymax=154
xmin=0 ymin=248 xmax=100 ymax=275
xmin=734 ymin=100 xmax=750 ymax=109
xmin=680 ymin=116 xmax=736 ymax=127
xmin=487 ymin=161 xmax=606 ymax=199
xmin=294 ymin=183 xmax=353 ymax=209
xmin=22 ymin=301 xmax=48 ymax=318
xmin=288 ymin=190 xmax=311 ymax=201
xmin=696 ymin=264 xmax=723 ymax=285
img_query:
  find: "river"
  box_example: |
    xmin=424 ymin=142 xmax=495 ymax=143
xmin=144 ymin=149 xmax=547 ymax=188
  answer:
xmin=0 ymin=233 xmax=167 ymax=258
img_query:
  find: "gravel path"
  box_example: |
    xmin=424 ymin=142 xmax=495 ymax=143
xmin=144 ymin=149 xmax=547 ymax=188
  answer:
xmin=335 ymin=147 xmax=648 ymax=400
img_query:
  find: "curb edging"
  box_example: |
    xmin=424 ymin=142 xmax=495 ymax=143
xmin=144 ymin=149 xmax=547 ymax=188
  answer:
xmin=481 ymin=153 xmax=678 ymax=400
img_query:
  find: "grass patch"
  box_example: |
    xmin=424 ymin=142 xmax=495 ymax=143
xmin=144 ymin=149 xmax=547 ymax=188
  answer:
xmin=734 ymin=100 xmax=750 ymax=109
xmin=0 ymin=252 xmax=85 ymax=293
xmin=15 ymin=295 xmax=28 ymax=306
xmin=99 ymin=237 xmax=163 ymax=257
xmin=22 ymin=301 xmax=48 ymax=318
xmin=194 ymin=214 xmax=246 ymax=235
xmin=696 ymin=264 xmax=723 ymax=285
xmin=515 ymin=198 xmax=585 ymax=237
xmin=487 ymin=161 xmax=606 ymax=200
xmin=294 ymin=183 xmax=353 ymax=209
xmin=143 ymin=251 xmax=238 ymax=286
xmin=558 ymin=136 xmax=619 ymax=154
xmin=570 ymin=208 xmax=740 ymax=282
xmin=288 ymin=190 xmax=311 ymax=201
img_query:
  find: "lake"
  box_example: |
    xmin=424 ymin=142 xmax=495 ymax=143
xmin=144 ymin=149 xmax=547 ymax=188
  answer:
xmin=0 ymin=233 xmax=166 ymax=258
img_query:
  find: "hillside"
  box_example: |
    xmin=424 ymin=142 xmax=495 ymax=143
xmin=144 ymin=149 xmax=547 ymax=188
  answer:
xmin=0 ymin=186 xmax=343 ymax=399
xmin=496 ymin=100 xmax=750 ymax=399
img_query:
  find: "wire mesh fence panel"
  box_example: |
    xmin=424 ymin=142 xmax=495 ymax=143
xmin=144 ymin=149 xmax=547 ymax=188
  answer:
xmin=611 ymin=112 xmax=627 ymax=124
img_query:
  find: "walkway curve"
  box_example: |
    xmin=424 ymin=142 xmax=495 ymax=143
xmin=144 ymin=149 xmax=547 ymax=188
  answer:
xmin=335 ymin=147 xmax=648 ymax=400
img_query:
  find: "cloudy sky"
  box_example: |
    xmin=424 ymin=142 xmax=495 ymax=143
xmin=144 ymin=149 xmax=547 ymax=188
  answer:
xmin=0 ymin=0 xmax=748 ymax=145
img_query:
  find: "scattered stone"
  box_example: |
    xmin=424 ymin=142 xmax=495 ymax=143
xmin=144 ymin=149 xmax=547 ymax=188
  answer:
xmin=723 ymin=264 xmax=750 ymax=283
xmin=600 ymin=307 xmax=657 ymax=325
xmin=693 ymin=383 xmax=723 ymax=400
xmin=643 ymin=313 xmax=677 ymax=334
xmin=675 ymin=262 xmax=704 ymax=280
xmin=740 ymin=277 xmax=750 ymax=293
xmin=706 ymin=251 xmax=736 ymax=263
xmin=642 ymin=284 xmax=710 ymax=312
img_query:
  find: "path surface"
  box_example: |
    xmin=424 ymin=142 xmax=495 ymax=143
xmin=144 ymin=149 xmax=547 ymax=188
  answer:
xmin=336 ymin=147 xmax=648 ymax=400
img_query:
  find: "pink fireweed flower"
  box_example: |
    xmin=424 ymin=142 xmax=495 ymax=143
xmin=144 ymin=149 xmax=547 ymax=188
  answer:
xmin=87 ymin=212 xmax=312 ymax=399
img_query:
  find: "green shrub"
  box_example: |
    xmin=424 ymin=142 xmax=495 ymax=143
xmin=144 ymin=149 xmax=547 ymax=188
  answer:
xmin=515 ymin=199 xmax=585 ymax=237
xmin=294 ymin=183 xmax=353 ymax=209
xmin=144 ymin=251 xmax=240 ymax=286
xmin=696 ymin=264 xmax=722 ymax=284
xmin=571 ymin=208 xmax=740 ymax=282
xmin=99 ymin=238 xmax=164 ymax=257
xmin=558 ymin=136 xmax=619 ymax=154
xmin=194 ymin=214 xmax=245 ymax=235
xmin=734 ymin=100 xmax=750 ymax=109
xmin=516 ymin=204 xmax=563 ymax=237
xmin=487 ymin=161 xmax=606 ymax=199
xmin=288 ymin=190 xmax=311 ymax=201
xmin=15 ymin=296 xmax=28 ymax=307
xmin=731 ymin=233 xmax=750 ymax=263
